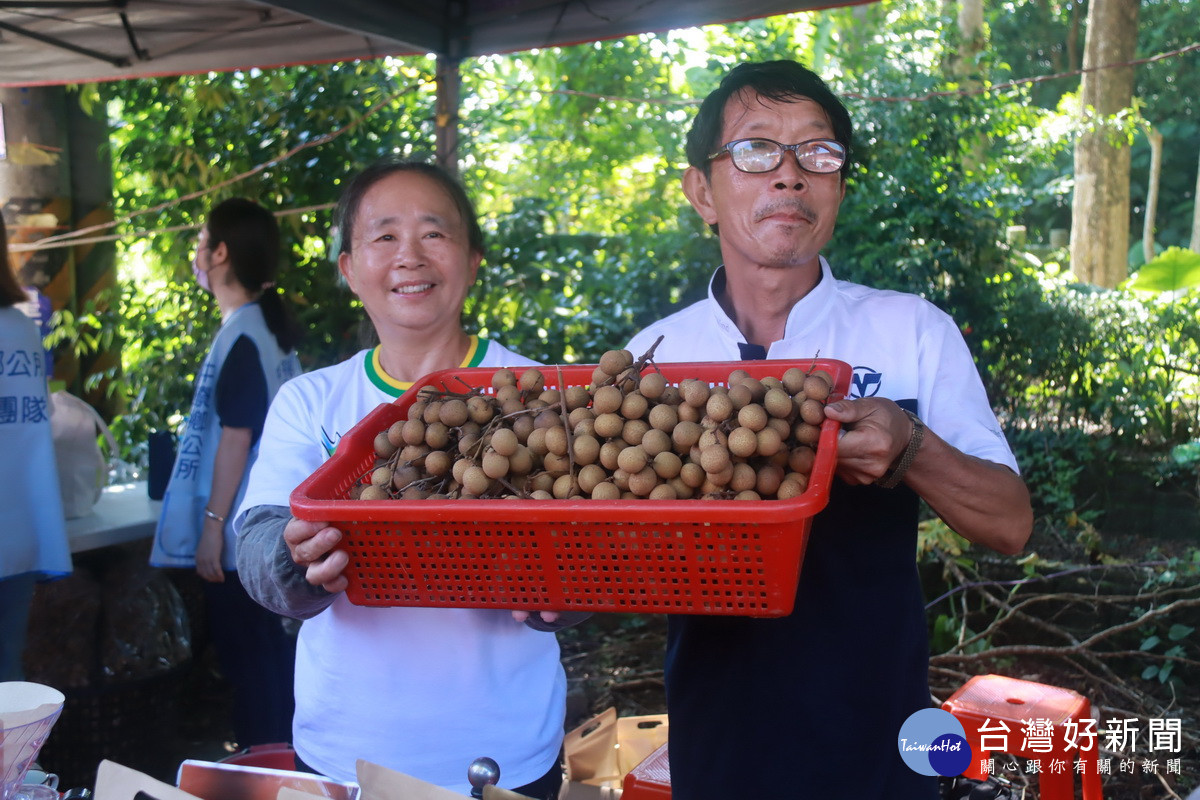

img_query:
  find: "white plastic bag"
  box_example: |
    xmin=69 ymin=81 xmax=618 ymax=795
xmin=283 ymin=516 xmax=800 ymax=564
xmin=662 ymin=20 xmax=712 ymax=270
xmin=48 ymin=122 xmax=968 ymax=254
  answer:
xmin=48 ymin=391 xmax=117 ymax=519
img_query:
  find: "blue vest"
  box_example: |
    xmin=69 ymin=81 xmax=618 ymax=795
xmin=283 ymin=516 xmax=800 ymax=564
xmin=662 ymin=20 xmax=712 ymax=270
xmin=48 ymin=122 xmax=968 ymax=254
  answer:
xmin=152 ymin=303 xmax=299 ymax=570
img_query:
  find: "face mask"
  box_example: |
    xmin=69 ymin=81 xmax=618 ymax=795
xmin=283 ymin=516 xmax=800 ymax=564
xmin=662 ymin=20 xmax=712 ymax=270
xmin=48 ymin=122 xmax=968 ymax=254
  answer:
xmin=192 ymin=260 xmax=211 ymax=292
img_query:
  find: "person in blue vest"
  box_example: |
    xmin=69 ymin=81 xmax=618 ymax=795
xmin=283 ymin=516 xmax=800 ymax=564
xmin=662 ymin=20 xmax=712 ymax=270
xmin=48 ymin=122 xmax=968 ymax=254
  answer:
xmin=625 ymin=60 xmax=1034 ymax=799
xmin=0 ymin=215 xmax=72 ymax=681
xmin=152 ymin=198 xmax=302 ymax=747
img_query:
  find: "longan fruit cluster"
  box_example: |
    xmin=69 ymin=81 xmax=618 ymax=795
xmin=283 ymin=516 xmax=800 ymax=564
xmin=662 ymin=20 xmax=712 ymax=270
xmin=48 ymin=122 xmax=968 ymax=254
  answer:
xmin=353 ymin=346 xmax=834 ymax=503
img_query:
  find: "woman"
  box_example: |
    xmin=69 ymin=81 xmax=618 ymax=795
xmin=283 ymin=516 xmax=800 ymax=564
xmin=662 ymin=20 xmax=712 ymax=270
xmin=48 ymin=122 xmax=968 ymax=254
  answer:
xmin=235 ymin=160 xmax=574 ymax=798
xmin=0 ymin=215 xmax=71 ymax=680
xmin=151 ymin=198 xmax=301 ymax=746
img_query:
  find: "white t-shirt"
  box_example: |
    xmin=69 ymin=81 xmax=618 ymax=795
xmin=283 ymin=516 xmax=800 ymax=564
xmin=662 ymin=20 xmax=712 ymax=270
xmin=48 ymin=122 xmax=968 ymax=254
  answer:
xmin=236 ymin=337 xmax=565 ymax=793
xmin=627 ymin=259 xmax=1017 ymax=471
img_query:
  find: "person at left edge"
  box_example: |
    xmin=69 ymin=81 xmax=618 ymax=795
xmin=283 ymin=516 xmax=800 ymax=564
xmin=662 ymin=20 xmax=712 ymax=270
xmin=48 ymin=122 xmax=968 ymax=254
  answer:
xmin=151 ymin=198 xmax=302 ymax=746
xmin=0 ymin=214 xmax=72 ymax=681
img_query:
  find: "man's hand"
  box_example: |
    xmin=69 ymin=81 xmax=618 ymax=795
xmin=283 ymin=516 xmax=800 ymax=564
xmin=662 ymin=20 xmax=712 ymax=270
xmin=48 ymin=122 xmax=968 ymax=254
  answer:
xmin=195 ymin=523 xmax=226 ymax=583
xmin=822 ymin=397 xmax=913 ymax=485
xmin=284 ymin=517 xmax=350 ymax=594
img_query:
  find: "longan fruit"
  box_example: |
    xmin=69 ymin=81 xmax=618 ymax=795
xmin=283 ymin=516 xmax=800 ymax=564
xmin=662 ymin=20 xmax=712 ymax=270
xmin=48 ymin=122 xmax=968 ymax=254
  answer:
xmin=492 ymin=368 xmax=517 ymax=389
xmin=756 ymin=464 xmax=785 ymax=497
xmin=652 ymin=450 xmax=683 ymax=480
xmin=649 ymin=484 xmax=678 ymax=500
xmin=407 ymin=400 xmax=427 ymax=422
xmin=761 ymin=376 xmax=784 ymax=391
xmin=727 ymin=383 xmax=753 ymax=410
xmin=672 ymin=420 xmax=703 ymax=451
xmin=697 ymin=428 xmax=727 ymax=451
xmin=490 ymin=427 xmax=519 ymax=457
xmin=534 ymin=409 xmax=562 ymax=429
xmin=599 ymin=349 xmax=631 ymax=377
xmin=648 ymin=403 xmax=679 ymax=433
xmin=375 ymin=431 xmax=398 ymax=458
xmin=735 ymin=490 xmax=762 ymax=501
xmin=681 ymin=379 xmax=711 ymax=408
xmin=782 ymin=367 xmax=807 ymax=394
xmin=524 ymin=398 xmax=549 ymax=412
xmin=728 ymin=368 xmax=752 ymax=386
xmin=439 ymin=398 xmax=469 ymax=427
xmin=422 ymin=401 xmax=443 ymax=425
xmin=462 ymin=465 xmax=491 ymax=496
xmin=400 ymin=444 xmax=429 ymax=461
xmin=590 ymin=367 xmax=608 ymax=388
xmin=402 ymin=419 xmax=426 ymax=446
xmin=628 ymin=466 xmax=659 ymax=497
xmin=568 ymin=406 xmax=595 ymax=428
xmin=764 ymin=388 xmax=794 ymax=420
xmin=543 ymin=452 xmax=571 ymax=475
xmin=502 ymin=397 xmax=526 ymax=416
xmin=797 ymin=398 xmax=824 ymax=426
xmin=425 ymin=422 xmax=451 ymax=449
xmin=659 ymin=385 xmax=681 ymax=406
xmin=509 ymin=445 xmax=535 ymax=475
xmin=729 ymin=462 xmax=757 ymax=493
xmin=592 ymin=385 xmax=624 ymax=415
xmin=425 ymin=450 xmax=452 ymax=477
xmin=767 ymin=417 xmax=791 ymax=440
xmin=544 ymin=426 xmax=569 ymax=457
xmin=512 ymin=414 xmax=535 ymax=443
xmin=370 ymin=466 xmax=392 ymax=487
xmin=704 ymin=463 xmax=734 ymax=488
xmin=622 ymin=419 xmax=650 ymax=446
xmin=641 ymin=428 xmax=671 ymax=457
xmin=387 ymin=420 xmax=406 ymax=447
xmin=539 ymin=388 xmax=561 ymax=406
xmin=591 ymin=480 xmax=621 ymax=500
xmin=552 ymin=474 xmax=579 ymax=499
xmin=794 ymin=422 xmax=821 ymax=446
xmin=676 ymin=402 xmax=702 ymax=423
xmin=530 ymin=489 xmax=555 ymax=500
xmin=482 ymin=451 xmax=510 ymax=480
xmin=451 ymin=458 xmax=472 ymax=485
xmin=756 ymin=426 xmax=784 ymax=458
xmin=679 ymin=462 xmax=705 ymax=488
xmin=578 ymin=463 xmax=607 ymax=494
xmin=617 ymin=445 xmax=649 ymax=474
xmin=788 ymin=445 xmax=816 ymax=474
xmin=620 ymin=392 xmax=649 ymax=420
xmin=393 ymin=463 xmax=421 ymax=490
xmin=700 ymin=445 xmax=731 ymax=475
xmin=742 ymin=378 xmax=767 ymax=401
xmin=458 ymin=433 xmax=480 ymax=457
xmin=565 ymin=386 xmax=591 ymax=411
xmin=467 ymin=395 xmax=495 ymax=424
xmin=728 ymin=427 xmax=759 ymax=459
xmin=519 ymin=368 xmax=545 ymax=393
xmin=611 ymin=468 xmax=631 ymax=491
xmin=737 ymin=403 xmax=768 ymax=432
xmin=639 ymin=372 xmax=667 ymax=400
xmin=594 ymin=412 xmax=624 ymax=439
xmin=668 ymin=476 xmax=695 ymax=499
xmin=599 ymin=441 xmax=623 ymax=471
xmin=705 ymin=392 xmax=734 ymax=423
xmin=573 ymin=433 xmax=600 ymax=465
xmin=402 ymin=485 xmax=429 ymax=500
xmin=530 ymin=472 xmax=555 ymax=493
xmin=574 ymin=418 xmax=596 ymax=439
xmin=360 ymin=485 xmax=390 ymax=501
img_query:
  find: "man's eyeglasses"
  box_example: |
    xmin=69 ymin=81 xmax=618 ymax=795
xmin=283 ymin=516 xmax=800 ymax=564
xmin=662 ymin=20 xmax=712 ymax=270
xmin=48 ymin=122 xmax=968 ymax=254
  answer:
xmin=707 ymin=138 xmax=846 ymax=175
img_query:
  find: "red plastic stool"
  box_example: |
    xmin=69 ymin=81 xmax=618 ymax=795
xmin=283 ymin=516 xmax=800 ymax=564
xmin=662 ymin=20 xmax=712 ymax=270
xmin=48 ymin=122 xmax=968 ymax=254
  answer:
xmin=943 ymin=674 xmax=1102 ymax=800
xmin=621 ymin=743 xmax=671 ymax=799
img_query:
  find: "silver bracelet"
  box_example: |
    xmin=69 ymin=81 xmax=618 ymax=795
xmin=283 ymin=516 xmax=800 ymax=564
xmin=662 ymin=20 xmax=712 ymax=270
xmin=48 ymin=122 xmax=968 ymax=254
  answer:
xmin=876 ymin=410 xmax=925 ymax=489
xmin=204 ymin=507 xmax=227 ymax=524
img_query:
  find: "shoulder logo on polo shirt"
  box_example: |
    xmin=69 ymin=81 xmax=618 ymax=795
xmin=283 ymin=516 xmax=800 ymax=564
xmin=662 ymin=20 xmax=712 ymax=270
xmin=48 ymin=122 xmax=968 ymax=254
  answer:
xmin=852 ymin=366 xmax=882 ymax=399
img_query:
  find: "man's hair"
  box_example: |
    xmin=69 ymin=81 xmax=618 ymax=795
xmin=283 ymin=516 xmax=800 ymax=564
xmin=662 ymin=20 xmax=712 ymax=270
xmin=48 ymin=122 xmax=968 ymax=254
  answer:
xmin=686 ymin=60 xmax=854 ymax=179
xmin=335 ymin=159 xmax=484 ymax=256
xmin=205 ymin=197 xmax=301 ymax=352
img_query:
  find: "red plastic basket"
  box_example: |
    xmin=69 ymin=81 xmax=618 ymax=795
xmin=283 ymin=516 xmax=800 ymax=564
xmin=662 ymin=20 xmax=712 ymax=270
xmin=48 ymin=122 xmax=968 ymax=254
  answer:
xmin=290 ymin=358 xmax=851 ymax=617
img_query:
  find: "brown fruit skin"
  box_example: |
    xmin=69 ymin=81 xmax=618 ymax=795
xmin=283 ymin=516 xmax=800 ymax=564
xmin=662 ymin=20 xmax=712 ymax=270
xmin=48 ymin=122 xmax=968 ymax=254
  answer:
xmin=641 ymin=429 xmax=671 ymax=458
xmin=756 ymin=426 xmax=784 ymax=458
xmin=590 ymin=480 xmax=621 ymax=500
xmin=544 ymin=426 xmax=570 ymax=457
xmin=700 ymin=445 xmax=731 ymax=475
xmin=599 ymin=441 xmax=623 ymax=471
xmin=676 ymin=402 xmax=702 ymax=423
xmin=788 ymin=445 xmax=816 ymax=474
xmin=492 ymin=368 xmax=517 ymax=389
xmin=620 ymin=392 xmax=649 ymax=420
xmin=577 ymin=464 xmax=607 ymax=494
xmin=490 ymin=427 xmax=519 ymax=457
xmin=467 ymin=395 xmax=495 ymax=424
xmin=756 ymin=464 xmax=785 ymax=497
xmin=482 ymin=451 xmax=510 ymax=480
xmin=782 ymin=368 xmax=807 ymax=394
xmin=679 ymin=462 xmax=706 ymax=489
xmin=599 ymin=349 xmax=631 ymax=377
xmin=439 ymin=398 xmax=469 ymax=427
xmin=425 ymin=422 xmax=451 ymax=449
xmin=627 ymin=466 xmax=659 ymax=497
xmin=737 ymin=403 xmax=769 ymax=432
xmin=652 ymin=450 xmax=683 ymax=480
xmin=794 ymin=422 xmax=821 ymax=446
xmin=519 ymin=368 xmax=546 ymax=393
xmin=552 ymin=474 xmax=580 ymax=499
xmin=764 ymin=388 xmax=794 ymax=420
xmin=727 ymin=427 xmax=758 ymax=459
xmin=564 ymin=386 xmax=592 ymax=411
xmin=622 ymin=419 xmax=650 ymax=447
xmin=387 ymin=421 xmax=407 ymax=447
xmin=705 ymin=392 xmax=735 ymax=423
xmin=729 ymin=462 xmax=757 ymax=492
xmin=572 ymin=434 xmax=601 ymax=465
xmin=799 ymin=398 xmax=826 ymax=426
xmin=360 ymin=485 xmax=390 ymax=501
xmin=594 ymin=412 xmax=625 ymax=439
xmin=617 ymin=445 xmax=649 ymax=474
xmin=542 ymin=452 xmax=571 ymax=476
xmin=375 ymin=431 xmax=399 ymax=458
xmin=648 ymin=403 xmax=679 ymax=433
xmin=370 ymin=466 xmax=393 ymax=487
xmin=462 ymin=465 xmax=491 ymax=495
xmin=425 ymin=450 xmax=453 ymax=477
xmin=649 ymin=484 xmax=678 ymax=500
xmin=509 ymin=446 xmax=535 ymax=475
xmin=672 ymin=420 xmax=704 ymax=452
xmin=681 ymin=379 xmax=711 ymax=408
xmin=402 ymin=419 xmax=426 ymax=446
xmin=407 ymin=401 xmax=427 ymax=422
xmin=511 ymin=415 xmax=535 ymax=443
xmin=592 ymin=385 xmax=624 ymax=414
xmin=727 ymin=383 xmax=753 ymax=410
xmin=639 ymin=372 xmax=667 ymax=400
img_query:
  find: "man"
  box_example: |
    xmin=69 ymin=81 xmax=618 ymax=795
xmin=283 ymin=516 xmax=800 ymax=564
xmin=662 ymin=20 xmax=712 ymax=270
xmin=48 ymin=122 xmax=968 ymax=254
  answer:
xmin=235 ymin=161 xmax=572 ymax=799
xmin=626 ymin=61 xmax=1032 ymax=799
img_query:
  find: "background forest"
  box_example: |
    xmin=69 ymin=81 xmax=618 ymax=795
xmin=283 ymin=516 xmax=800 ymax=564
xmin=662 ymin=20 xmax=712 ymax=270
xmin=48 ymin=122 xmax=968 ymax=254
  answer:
xmin=50 ymin=0 xmax=1200 ymax=792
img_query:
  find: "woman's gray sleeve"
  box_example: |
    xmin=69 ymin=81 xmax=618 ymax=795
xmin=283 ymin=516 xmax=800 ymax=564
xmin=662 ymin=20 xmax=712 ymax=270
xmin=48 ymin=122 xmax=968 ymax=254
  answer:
xmin=236 ymin=504 xmax=336 ymax=620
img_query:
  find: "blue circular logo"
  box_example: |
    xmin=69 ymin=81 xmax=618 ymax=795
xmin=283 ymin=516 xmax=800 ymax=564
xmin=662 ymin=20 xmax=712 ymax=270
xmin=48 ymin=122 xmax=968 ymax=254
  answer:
xmin=898 ymin=708 xmax=972 ymax=777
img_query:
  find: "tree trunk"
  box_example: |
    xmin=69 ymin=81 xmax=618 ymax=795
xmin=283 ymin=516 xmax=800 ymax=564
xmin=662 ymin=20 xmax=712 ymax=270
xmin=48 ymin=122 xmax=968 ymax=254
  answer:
xmin=1192 ymin=147 xmax=1200 ymax=253
xmin=1142 ymin=124 xmax=1162 ymax=265
xmin=1069 ymin=0 xmax=1141 ymax=288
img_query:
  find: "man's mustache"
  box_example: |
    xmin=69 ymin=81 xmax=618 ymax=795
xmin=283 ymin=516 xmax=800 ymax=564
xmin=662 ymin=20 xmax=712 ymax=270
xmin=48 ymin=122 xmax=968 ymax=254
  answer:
xmin=754 ymin=200 xmax=817 ymax=223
